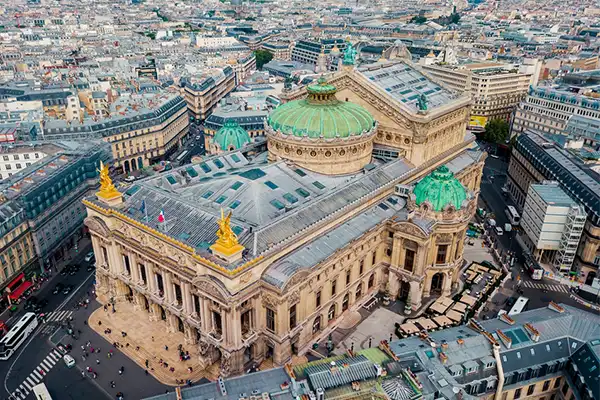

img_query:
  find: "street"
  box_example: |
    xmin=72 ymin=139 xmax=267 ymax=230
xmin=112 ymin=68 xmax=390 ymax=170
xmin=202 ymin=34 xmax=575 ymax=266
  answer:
xmin=0 ymin=245 xmax=173 ymax=400
xmin=477 ymin=153 xmax=591 ymax=316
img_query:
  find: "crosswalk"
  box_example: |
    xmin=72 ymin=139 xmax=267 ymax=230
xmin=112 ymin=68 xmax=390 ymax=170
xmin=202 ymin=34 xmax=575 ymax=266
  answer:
xmin=10 ymin=349 xmax=62 ymax=399
xmin=41 ymin=310 xmax=73 ymax=323
xmin=521 ymin=280 xmax=570 ymax=293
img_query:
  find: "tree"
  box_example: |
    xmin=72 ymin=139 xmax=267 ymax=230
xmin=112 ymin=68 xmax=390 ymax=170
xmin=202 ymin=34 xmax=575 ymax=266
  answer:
xmin=254 ymin=49 xmax=273 ymax=69
xmin=450 ymin=12 xmax=461 ymax=24
xmin=483 ymin=119 xmax=510 ymax=143
xmin=411 ymin=15 xmax=427 ymax=24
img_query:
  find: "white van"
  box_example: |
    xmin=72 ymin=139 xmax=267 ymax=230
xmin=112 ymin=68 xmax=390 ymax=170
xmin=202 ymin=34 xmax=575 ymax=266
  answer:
xmin=63 ymin=354 xmax=75 ymax=368
xmin=495 ymin=226 xmax=504 ymax=236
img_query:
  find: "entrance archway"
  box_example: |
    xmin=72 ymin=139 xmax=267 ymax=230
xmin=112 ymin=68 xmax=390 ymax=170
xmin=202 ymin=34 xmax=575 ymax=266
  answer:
xmin=399 ymin=281 xmax=410 ymax=301
xmin=131 ymin=159 xmax=137 ymax=171
xmin=585 ymin=271 xmax=597 ymax=286
xmin=244 ymin=344 xmax=253 ymax=364
xmin=356 ymin=283 xmax=362 ymax=300
xmin=328 ymin=304 xmax=336 ymax=322
xmin=312 ymin=315 xmax=321 ymax=334
xmin=124 ymin=160 xmax=130 ymax=173
xmin=137 ymin=157 xmax=144 ymax=169
xmin=342 ymin=293 xmax=349 ymax=312
xmin=431 ymin=273 xmax=444 ymax=294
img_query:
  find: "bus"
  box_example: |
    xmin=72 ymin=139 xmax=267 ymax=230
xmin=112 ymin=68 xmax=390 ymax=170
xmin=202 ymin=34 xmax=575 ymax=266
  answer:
xmin=524 ymin=255 xmax=543 ymax=281
xmin=176 ymin=150 xmax=189 ymax=165
xmin=32 ymin=382 xmax=52 ymax=399
xmin=508 ymin=296 xmax=529 ymax=316
xmin=505 ymin=205 xmax=520 ymax=226
xmin=0 ymin=312 xmax=38 ymax=360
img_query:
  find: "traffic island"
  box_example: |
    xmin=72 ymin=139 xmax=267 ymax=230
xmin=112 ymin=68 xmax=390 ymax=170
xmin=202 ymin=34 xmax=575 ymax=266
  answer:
xmin=88 ymin=303 xmax=218 ymax=386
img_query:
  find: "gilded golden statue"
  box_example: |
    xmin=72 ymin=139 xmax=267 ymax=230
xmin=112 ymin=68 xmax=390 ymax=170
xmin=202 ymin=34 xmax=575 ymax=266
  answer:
xmin=211 ymin=208 xmax=244 ymax=260
xmin=97 ymin=161 xmax=120 ymax=200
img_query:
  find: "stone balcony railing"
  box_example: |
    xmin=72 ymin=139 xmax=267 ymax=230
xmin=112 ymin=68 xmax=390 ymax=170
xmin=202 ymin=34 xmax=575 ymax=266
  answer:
xmin=208 ymin=330 xmax=223 ymax=344
xmin=242 ymin=329 xmax=258 ymax=346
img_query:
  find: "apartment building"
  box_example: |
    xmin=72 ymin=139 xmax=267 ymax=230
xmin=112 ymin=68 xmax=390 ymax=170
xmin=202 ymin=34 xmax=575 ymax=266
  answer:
xmin=421 ymin=60 xmax=541 ymax=121
xmin=507 ymin=132 xmax=600 ymax=283
xmin=180 ymin=66 xmax=236 ymax=123
xmin=261 ymin=41 xmax=292 ymax=60
xmin=520 ymin=182 xmax=586 ymax=272
xmin=291 ymin=38 xmax=347 ymax=66
xmin=0 ymin=142 xmax=110 ymax=279
xmin=0 ymin=202 xmax=36 ymax=307
xmin=42 ymin=93 xmax=189 ymax=174
xmin=511 ymin=86 xmax=600 ymax=150
xmin=0 ymin=143 xmax=67 ymax=180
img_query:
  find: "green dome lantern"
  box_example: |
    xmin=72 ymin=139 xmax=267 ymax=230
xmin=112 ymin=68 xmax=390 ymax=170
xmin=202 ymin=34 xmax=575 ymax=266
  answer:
xmin=413 ymin=165 xmax=467 ymax=212
xmin=267 ymin=77 xmax=375 ymax=139
xmin=213 ymin=120 xmax=251 ymax=151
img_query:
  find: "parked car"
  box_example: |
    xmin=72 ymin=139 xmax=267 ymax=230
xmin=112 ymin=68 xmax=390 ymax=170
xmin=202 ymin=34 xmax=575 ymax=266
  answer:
xmin=84 ymin=252 xmax=95 ymax=262
xmin=63 ymin=285 xmax=74 ymax=295
xmin=124 ymin=176 xmax=136 ymax=183
xmin=52 ymin=283 xmax=64 ymax=295
xmin=86 ymin=262 xmax=96 ymax=272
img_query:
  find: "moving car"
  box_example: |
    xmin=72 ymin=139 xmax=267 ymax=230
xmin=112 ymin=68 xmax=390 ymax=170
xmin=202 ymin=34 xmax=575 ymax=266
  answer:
xmin=84 ymin=252 xmax=95 ymax=262
xmin=63 ymin=354 xmax=75 ymax=368
xmin=63 ymin=285 xmax=74 ymax=295
xmin=124 ymin=176 xmax=136 ymax=183
xmin=52 ymin=283 xmax=64 ymax=295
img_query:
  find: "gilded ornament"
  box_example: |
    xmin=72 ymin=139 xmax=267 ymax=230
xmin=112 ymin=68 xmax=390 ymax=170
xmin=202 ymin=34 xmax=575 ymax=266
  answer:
xmin=96 ymin=161 xmax=121 ymax=200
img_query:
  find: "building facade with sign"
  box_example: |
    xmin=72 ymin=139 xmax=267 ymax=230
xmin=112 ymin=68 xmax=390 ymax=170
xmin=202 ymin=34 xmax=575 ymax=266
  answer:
xmin=83 ymin=58 xmax=486 ymax=376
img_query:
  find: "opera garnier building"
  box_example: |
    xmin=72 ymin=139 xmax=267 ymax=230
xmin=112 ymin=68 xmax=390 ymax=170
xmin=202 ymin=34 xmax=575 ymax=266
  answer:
xmin=83 ymin=49 xmax=485 ymax=377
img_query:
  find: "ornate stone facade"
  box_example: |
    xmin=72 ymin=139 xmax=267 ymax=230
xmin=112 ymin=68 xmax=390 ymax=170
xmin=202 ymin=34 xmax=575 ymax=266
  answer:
xmin=84 ymin=62 xmax=483 ymax=377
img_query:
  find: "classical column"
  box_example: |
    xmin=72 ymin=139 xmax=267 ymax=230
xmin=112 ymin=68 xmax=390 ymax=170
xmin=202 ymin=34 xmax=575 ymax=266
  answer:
xmin=129 ymin=252 xmax=140 ymax=283
xmin=423 ymin=274 xmax=432 ymax=298
xmin=108 ymin=242 xmax=121 ymax=276
xmin=388 ymin=272 xmax=400 ymax=298
xmin=165 ymin=272 xmax=174 ymax=303
xmin=390 ymin=236 xmax=402 ymax=268
xmin=228 ymin=309 xmax=241 ymax=346
xmin=183 ymin=282 xmax=192 ymax=315
xmin=409 ymin=281 xmax=422 ymax=311
xmin=200 ymin=297 xmax=211 ymax=333
xmin=413 ymin=245 xmax=426 ymax=276
xmin=442 ymin=273 xmax=452 ymax=297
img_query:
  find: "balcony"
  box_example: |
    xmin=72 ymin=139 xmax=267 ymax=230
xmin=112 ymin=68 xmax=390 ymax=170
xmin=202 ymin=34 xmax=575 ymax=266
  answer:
xmin=208 ymin=330 xmax=223 ymax=344
xmin=242 ymin=328 xmax=257 ymax=346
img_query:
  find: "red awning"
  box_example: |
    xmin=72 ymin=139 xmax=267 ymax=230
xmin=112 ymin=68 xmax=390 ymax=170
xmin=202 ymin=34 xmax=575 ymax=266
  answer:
xmin=8 ymin=280 xmax=32 ymax=300
xmin=7 ymin=273 xmax=25 ymax=290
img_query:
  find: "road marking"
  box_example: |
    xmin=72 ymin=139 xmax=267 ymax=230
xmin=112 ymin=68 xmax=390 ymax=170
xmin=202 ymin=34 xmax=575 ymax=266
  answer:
xmin=32 ymin=370 xmax=42 ymax=380
xmin=25 ymin=377 xmax=35 ymax=388
xmin=40 ymin=363 xmax=49 ymax=372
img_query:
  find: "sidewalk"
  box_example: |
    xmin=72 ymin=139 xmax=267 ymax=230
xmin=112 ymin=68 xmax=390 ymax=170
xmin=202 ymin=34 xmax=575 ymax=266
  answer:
xmin=88 ymin=302 xmax=216 ymax=385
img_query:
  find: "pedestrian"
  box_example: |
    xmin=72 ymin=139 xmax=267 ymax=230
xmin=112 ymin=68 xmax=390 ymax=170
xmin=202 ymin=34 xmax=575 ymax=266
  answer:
xmin=81 ymin=345 xmax=85 ymax=351
xmin=145 ymin=359 xmax=149 ymax=368
xmin=98 ymin=321 xmax=102 ymax=326
xmin=126 ymin=343 xmax=130 ymax=348
xmin=164 ymin=345 xmax=168 ymax=351
xmin=82 ymin=355 xmax=86 ymax=362
xmin=84 ymin=320 xmax=87 ymax=325
xmin=81 ymin=371 xmax=85 ymax=378
xmin=136 ymin=346 xmax=140 ymax=351
xmin=151 ymin=336 xmax=154 ymax=342
xmin=145 ymin=369 xmax=149 ymax=376
xmin=96 ymin=359 xmax=100 ymax=365
xmin=86 ymin=341 xmax=91 ymax=347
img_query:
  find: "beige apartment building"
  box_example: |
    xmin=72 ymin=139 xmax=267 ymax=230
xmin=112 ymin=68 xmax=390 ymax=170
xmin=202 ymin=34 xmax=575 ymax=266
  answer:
xmin=421 ymin=60 xmax=541 ymax=122
xmin=180 ymin=67 xmax=236 ymax=123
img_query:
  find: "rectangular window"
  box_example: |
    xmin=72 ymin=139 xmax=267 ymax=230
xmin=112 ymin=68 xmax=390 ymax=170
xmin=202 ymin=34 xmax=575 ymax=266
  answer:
xmin=101 ymin=246 xmax=109 ymax=266
xmin=289 ymin=304 xmax=297 ymax=329
xmin=359 ymin=260 xmax=364 ymax=275
xmin=266 ymin=308 xmax=276 ymax=332
xmin=527 ymin=385 xmax=535 ymax=396
xmin=514 ymin=388 xmax=521 ymax=399
xmin=553 ymin=378 xmax=561 ymax=389
xmin=404 ymin=249 xmax=415 ymax=272
xmin=331 ymin=280 xmax=336 ymax=296
xmin=316 ymin=291 xmax=321 ymax=308
xmin=346 ymin=270 xmax=351 ymax=286
xmin=436 ymin=245 xmax=448 ymax=264
xmin=372 ymin=251 xmax=376 ymax=266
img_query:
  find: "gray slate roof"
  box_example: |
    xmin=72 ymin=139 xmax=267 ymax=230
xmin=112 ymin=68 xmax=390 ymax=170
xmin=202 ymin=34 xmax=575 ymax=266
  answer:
xmin=305 ymin=355 xmax=378 ymax=390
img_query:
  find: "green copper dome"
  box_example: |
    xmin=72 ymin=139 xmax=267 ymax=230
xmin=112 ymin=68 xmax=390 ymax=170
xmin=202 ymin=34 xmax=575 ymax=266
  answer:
xmin=267 ymin=77 xmax=375 ymax=139
xmin=213 ymin=120 xmax=251 ymax=151
xmin=413 ymin=166 xmax=467 ymax=211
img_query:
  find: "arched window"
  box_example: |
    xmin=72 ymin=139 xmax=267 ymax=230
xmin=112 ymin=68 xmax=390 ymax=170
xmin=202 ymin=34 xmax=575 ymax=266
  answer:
xmin=312 ymin=316 xmax=321 ymax=334
xmin=342 ymin=293 xmax=349 ymax=311
xmin=356 ymin=283 xmax=362 ymax=300
xmin=368 ymin=274 xmax=375 ymax=289
xmin=328 ymin=304 xmax=336 ymax=322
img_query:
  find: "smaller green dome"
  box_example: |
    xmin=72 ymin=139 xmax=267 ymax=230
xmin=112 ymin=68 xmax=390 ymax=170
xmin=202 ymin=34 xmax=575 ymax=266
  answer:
xmin=413 ymin=165 xmax=467 ymax=212
xmin=213 ymin=120 xmax=251 ymax=151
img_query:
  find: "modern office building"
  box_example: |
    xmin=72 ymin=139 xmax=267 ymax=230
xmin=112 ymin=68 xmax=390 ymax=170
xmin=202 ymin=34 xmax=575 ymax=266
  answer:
xmin=83 ymin=59 xmax=484 ymax=376
xmin=180 ymin=67 xmax=236 ymax=123
xmin=520 ymin=182 xmax=586 ymax=272
xmin=507 ymin=131 xmax=600 ymax=283
xmin=421 ymin=60 xmax=542 ymax=122
xmin=42 ymin=93 xmax=189 ymax=174
xmin=143 ymin=303 xmax=600 ymax=400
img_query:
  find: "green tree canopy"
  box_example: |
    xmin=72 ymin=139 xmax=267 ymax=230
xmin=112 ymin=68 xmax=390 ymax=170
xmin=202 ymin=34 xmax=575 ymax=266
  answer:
xmin=483 ymin=119 xmax=510 ymax=143
xmin=254 ymin=49 xmax=274 ymax=69
xmin=411 ymin=15 xmax=427 ymax=24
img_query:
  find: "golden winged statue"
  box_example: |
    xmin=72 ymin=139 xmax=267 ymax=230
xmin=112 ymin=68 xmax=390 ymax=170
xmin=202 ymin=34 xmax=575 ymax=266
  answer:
xmin=97 ymin=161 xmax=120 ymax=199
xmin=216 ymin=208 xmax=239 ymax=249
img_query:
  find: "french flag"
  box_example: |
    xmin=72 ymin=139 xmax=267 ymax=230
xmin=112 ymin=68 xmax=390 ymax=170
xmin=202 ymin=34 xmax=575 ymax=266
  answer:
xmin=158 ymin=209 xmax=165 ymax=223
